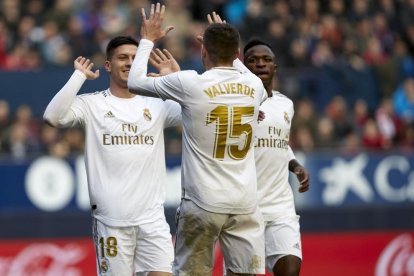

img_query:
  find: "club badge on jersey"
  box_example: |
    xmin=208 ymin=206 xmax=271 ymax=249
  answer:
xmin=143 ymin=108 xmax=152 ymax=121
xmin=284 ymin=111 xmax=290 ymax=124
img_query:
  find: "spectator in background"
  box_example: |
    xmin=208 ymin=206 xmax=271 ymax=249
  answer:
xmin=1 ymin=0 xmax=414 ymax=154
xmin=0 ymin=99 xmax=11 ymax=153
xmin=2 ymin=104 xmax=40 ymax=158
xmin=291 ymin=98 xmax=318 ymax=139
xmin=264 ymin=17 xmax=291 ymax=67
xmin=352 ymin=98 xmax=370 ymax=135
xmin=393 ymin=77 xmax=414 ymax=123
xmin=341 ymin=130 xmax=361 ymax=155
xmin=376 ymin=98 xmax=402 ymax=147
xmin=361 ymin=118 xmax=386 ymax=150
xmin=314 ymin=116 xmax=337 ymax=149
xmin=291 ymin=127 xmax=314 ymax=153
xmin=325 ymin=95 xmax=353 ymax=139
xmin=40 ymin=20 xmax=71 ymax=67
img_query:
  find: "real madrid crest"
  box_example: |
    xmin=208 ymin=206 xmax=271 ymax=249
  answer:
xmin=100 ymin=257 xmax=109 ymax=273
xmin=284 ymin=111 xmax=290 ymax=124
xmin=143 ymin=108 xmax=152 ymax=121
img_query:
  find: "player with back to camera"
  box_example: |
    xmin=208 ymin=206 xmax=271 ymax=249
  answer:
xmin=128 ymin=3 xmax=268 ymax=276
xmin=43 ymin=35 xmax=182 ymax=276
xmin=204 ymin=12 xmax=310 ymax=276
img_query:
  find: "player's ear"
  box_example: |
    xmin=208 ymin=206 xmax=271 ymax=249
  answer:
xmin=104 ymin=60 xmax=111 ymax=72
xmin=201 ymin=46 xmax=207 ymax=60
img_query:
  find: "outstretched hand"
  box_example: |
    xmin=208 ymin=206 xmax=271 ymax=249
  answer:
xmin=148 ymin=48 xmax=180 ymax=76
xmin=74 ymin=56 xmax=99 ymax=80
xmin=207 ymin=11 xmax=226 ymax=24
xmin=196 ymin=11 xmax=226 ymax=44
xmin=140 ymin=3 xmax=174 ymax=42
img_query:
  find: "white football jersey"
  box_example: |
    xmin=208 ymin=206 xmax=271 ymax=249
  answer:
xmin=128 ymin=40 xmax=268 ymax=214
xmin=254 ymin=91 xmax=296 ymax=220
xmin=57 ymin=89 xmax=181 ymax=226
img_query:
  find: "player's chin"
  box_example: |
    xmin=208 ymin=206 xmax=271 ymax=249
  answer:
xmin=257 ymin=74 xmax=271 ymax=82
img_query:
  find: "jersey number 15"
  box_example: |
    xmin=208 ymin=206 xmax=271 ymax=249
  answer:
xmin=206 ymin=105 xmax=254 ymax=160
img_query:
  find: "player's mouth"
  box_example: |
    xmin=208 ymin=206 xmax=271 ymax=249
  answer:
xmin=254 ymin=71 xmax=270 ymax=77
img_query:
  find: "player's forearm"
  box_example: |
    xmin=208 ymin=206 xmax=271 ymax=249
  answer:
xmin=43 ymin=70 xmax=85 ymax=127
xmin=128 ymin=39 xmax=160 ymax=98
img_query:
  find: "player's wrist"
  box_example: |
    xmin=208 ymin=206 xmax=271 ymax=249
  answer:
xmin=288 ymin=159 xmax=302 ymax=172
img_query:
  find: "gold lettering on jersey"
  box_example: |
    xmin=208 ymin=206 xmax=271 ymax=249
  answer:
xmin=203 ymin=83 xmax=255 ymax=99
xmin=102 ymin=134 xmax=154 ymax=145
xmin=255 ymin=126 xmax=289 ymax=149
xmin=122 ymin=123 xmax=138 ymax=133
xmin=268 ymin=126 xmax=281 ymax=136
xmin=255 ymin=136 xmax=289 ymax=149
xmin=103 ymin=123 xmax=154 ymax=146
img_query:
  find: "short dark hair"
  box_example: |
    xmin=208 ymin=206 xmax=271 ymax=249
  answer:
xmin=243 ymin=38 xmax=274 ymax=56
xmin=203 ymin=23 xmax=240 ymax=64
xmin=106 ymin=36 xmax=138 ymax=60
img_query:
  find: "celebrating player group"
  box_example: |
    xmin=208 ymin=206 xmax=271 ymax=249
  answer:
xmin=44 ymin=2 xmax=309 ymax=276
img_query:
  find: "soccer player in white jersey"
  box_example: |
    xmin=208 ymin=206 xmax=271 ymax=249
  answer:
xmin=127 ymin=3 xmax=267 ymax=276
xmin=242 ymin=39 xmax=310 ymax=276
xmin=43 ymin=36 xmax=181 ymax=276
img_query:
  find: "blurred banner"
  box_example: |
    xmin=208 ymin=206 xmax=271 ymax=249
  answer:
xmin=1 ymin=152 xmax=413 ymax=213
xmin=0 ymin=231 xmax=412 ymax=276
xmin=0 ymin=238 xmax=96 ymax=276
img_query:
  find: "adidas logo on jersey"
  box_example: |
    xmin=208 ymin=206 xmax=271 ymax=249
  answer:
xmin=104 ymin=111 xmax=114 ymax=118
xmin=293 ymin=242 xmax=301 ymax=250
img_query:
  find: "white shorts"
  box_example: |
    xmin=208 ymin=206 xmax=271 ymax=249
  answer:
xmin=92 ymin=213 xmax=174 ymax=276
xmin=174 ymin=199 xmax=265 ymax=275
xmin=264 ymin=215 xmax=302 ymax=271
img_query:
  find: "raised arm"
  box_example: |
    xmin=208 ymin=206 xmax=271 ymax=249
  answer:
xmin=128 ymin=3 xmax=176 ymax=98
xmin=43 ymin=56 xmax=99 ymax=127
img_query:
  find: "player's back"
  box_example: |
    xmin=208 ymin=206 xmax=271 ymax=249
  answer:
xmin=176 ymin=68 xmax=267 ymax=214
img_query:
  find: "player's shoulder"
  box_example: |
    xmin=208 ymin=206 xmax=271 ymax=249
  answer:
xmin=178 ymin=70 xmax=199 ymax=79
xmin=273 ymin=91 xmax=292 ymax=103
xmin=144 ymin=96 xmax=180 ymax=110
xmin=77 ymin=89 xmax=108 ymax=99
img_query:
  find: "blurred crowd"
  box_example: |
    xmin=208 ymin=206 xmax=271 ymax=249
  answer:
xmin=1 ymin=0 xmax=414 ymax=160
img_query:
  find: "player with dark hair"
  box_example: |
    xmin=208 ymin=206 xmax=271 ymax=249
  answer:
xmin=43 ymin=35 xmax=181 ymax=276
xmin=243 ymin=38 xmax=310 ymax=276
xmin=128 ymin=3 xmax=267 ymax=276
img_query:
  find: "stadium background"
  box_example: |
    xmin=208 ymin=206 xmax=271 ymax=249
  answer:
xmin=0 ymin=0 xmax=413 ymax=275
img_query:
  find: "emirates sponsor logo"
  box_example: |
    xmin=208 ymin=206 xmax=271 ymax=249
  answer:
xmin=375 ymin=233 xmax=414 ymax=276
xmin=0 ymin=243 xmax=87 ymax=276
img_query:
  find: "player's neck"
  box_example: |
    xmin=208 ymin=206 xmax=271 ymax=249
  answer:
xmin=264 ymin=81 xmax=273 ymax=97
xmin=266 ymin=88 xmax=273 ymax=97
xmin=109 ymin=85 xmax=135 ymax=99
xmin=205 ymin=59 xmax=233 ymax=70
xmin=212 ymin=61 xmax=233 ymax=68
